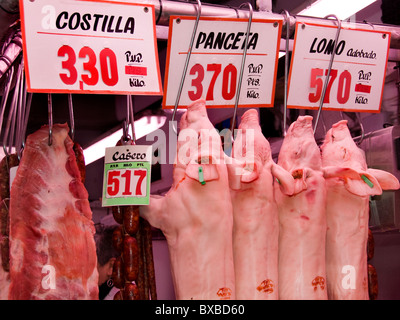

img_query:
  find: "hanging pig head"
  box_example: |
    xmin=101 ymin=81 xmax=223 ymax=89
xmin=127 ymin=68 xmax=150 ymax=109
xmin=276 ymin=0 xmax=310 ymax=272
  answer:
xmin=321 ymin=120 xmax=400 ymax=196
xmin=140 ymin=99 xmax=235 ymax=300
xmin=277 ymin=115 xmax=321 ymax=194
xmin=228 ymin=109 xmax=294 ymax=195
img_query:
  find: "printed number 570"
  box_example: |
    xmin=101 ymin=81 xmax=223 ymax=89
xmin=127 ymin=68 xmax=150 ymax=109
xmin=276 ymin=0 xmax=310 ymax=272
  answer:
xmin=308 ymin=68 xmax=351 ymax=104
xmin=106 ymin=169 xmax=147 ymax=198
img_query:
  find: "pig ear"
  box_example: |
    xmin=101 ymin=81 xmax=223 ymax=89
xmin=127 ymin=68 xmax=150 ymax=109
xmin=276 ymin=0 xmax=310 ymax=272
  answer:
xmin=366 ymin=168 xmax=400 ymax=191
xmin=185 ymin=162 xmax=219 ymax=183
xmin=323 ymin=166 xmax=382 ymax=196
xmin=240 ymin=162 xmax=259 ymax=183
xmin=289 ymin=168 xmax=309 ymax=195
xmin=271 ymin=163 xmax=295 ymax=196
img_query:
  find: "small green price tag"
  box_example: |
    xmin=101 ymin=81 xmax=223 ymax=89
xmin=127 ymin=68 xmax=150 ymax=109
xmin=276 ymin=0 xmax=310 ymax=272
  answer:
xmin=102 ymin=145 xmax=152 ymax=207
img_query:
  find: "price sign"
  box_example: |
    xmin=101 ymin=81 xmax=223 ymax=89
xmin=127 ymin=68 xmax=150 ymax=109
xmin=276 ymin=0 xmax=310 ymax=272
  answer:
xmin=102 ymin=145 xmax=152 ymax=207
xmin=20 ymin=0 xmax=163 ymax=95
xmin=287 ymin=22 xmax=390 ymax=112
xmin=163 ymin=17 xmax=282 ymax=108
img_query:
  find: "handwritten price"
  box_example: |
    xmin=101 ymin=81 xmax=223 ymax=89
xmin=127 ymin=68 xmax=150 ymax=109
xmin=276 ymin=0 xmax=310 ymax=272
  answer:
xmin=58 ymin=45 xmax=119 ymax=87
xmin=309 ymin=68 xmax=352 ymax=105
xmin=106 ymin=169 xmax=147 ymax=198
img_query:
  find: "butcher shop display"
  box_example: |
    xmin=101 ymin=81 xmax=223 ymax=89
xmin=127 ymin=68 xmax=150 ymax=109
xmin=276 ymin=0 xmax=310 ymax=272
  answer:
xmin=228 ymin=109 xmax=295 ymax=300
xmin=7 ymin=123 xmax=99 ymax=299
xmin=275 ymin=115 xmax=328 ymax=300
xmin=140 ymin=99 xmax=235 ymax=300
xmin=321 ymin=120 xmax=399 ymax=300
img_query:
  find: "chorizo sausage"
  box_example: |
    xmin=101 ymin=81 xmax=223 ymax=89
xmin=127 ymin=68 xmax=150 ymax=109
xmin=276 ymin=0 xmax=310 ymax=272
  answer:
xmin=1 ymin=237 xmax=9 ymax=272
xmin=123 ymin=236 xmax=139 ymax=282
xmin=111 ymin=256 xmax=125 ymax=289
xmin=113 ymin=290 xmax=123 ymax=300
xmin=367 ymin=229 xmax=374 ymax=261
xmin=123 ymin=205 xmax=139 ymax=235
xmin=124 ymin=282 xmax=139 ymax=300
xmin=368 ymin=264 xmax=378 ymax=300
xmin=112 ymin=226 xmax=123 ymax=253
xmin=142 ymin=218 xmax=157 ymax=300
xmin=112 ymin=206 xmax=124 ymax=225
xmin=0 ymin=154 xmax=19 ymax=200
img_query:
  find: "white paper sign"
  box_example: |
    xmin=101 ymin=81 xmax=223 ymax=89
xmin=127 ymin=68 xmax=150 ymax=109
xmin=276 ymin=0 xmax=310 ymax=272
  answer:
xmin=163 ymin=17 xmax=282 ymax=108
xmin=20 ymin=0 xmax=163 ymax=95
xmin=287 ymin=22 xmax=390 ymax=112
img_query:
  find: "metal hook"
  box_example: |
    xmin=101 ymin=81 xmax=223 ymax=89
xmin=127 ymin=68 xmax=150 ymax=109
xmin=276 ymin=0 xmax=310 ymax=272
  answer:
xmin=0 ymin=66 xmax=14 ymax=156
xmin=230 ymin=2 xmax=253 ymax=136
xmin=281 ymin=9 xmax=290 ymax=137
xmin=2 ymin=62 xmax=22 ymax=156
xmin=128 ymin=95 xmax=136 ymax=144
xmin=171 ymin=0 xmax=202 ymax=135
xmin=355 ymin=113 xmax=365 ymax=146
xmin=48 ymin=93 xmax=53 ymax=146
xmin=313 ymin=14 xmax=341 ymax=134
xmin=68 ymin=94 xmax=75 ymax=141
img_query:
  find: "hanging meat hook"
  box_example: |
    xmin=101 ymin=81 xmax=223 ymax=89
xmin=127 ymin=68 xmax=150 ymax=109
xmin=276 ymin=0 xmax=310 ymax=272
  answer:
xmin=48 ymin=93 xmax=53 ymax=146
xmin=171 ymin=0 xmax=202 ymax=135
xmin=230 ymin=2 xmax=253 ymax=137
xmin=281 ymin=9 xmax=290 ymax=137
xmin=68 ymin=94 xmax=75 ymax=141
xmin=313 ymin=14 xmax=342 ymax=134
xmin=2 ymin=62 xmax=23 ymax=156
xmin=0 ymin=66 xmax=14 ymax=157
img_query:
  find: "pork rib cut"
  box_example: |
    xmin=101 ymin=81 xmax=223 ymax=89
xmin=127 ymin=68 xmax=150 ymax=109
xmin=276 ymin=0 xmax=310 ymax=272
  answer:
xmin=140 ymin=99 xmax=235 ymax=300
xmin=9 ymin=123 xmax=98 ymax=300
xmin=228 ymin=109 xmax=294 ymax=300
xmin=321 ymin=120 xmax=399 ymax=300
xmin=275 ymin=116 xmax=328 ymax=300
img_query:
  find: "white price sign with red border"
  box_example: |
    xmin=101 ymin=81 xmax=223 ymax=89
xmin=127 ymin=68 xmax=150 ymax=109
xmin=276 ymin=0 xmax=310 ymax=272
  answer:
xmin=163 ymin=17 xmax=282 ymax=109
xmin=287 ymin=22 xmax=390 ymax=112
xmin=20 ymin=0 xmax=163 ymax=95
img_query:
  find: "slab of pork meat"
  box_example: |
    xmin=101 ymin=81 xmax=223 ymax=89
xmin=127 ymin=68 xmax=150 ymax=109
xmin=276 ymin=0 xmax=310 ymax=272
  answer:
xmin=275 ymin=115 xmax=328 ymax=300
xmin=8 ymin=124 xmax=98 ymax=300
xmin=228 ymin=109 xmax=294 ymax=300
xmin=321 ymin=120 xmax=399 ymax=300
xmin=140 ymin=99 xmax=235 ymax=300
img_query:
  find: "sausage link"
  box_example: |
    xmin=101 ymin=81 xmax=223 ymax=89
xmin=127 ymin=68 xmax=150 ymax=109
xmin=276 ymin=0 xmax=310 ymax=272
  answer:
xmin=112 ymin=226 xmax=124 ymax=253
xmin=0 ymin=199 xmax=9 ymax=236
xmin=124 ymin=282 xmax=139 ymax=300
xmin=1 ymin=237 xmax=9 ymax=272
xmin=0 ymin=154 xmax=19 ymax=200
xmin=112 ymin=206 xmax=124 ymax=224
xmin=367 ymin=229 xmax=374 ymax=261
xmin=123 ymin=236 xmax=139 ymax=282
xmin=111 ymin=256 xmax=125 ymax=289
xmin=142 ymin=218 xmax=157 ymax=300
xmin=123 ymin=205 xmax=139 ymax=235
xmin=136 ymin=223 xmax=145 ymax=299
xmin=368 ymin=264 xmax=378 ymax=300
xmin=113 ymin=290 xmax=123 ymax=300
